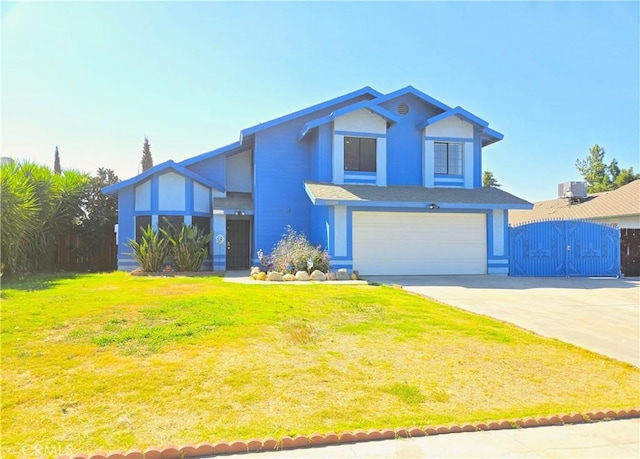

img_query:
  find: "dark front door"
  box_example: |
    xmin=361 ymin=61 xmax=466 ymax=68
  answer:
xmin=226 ymin=220 xmax=250 ymax=269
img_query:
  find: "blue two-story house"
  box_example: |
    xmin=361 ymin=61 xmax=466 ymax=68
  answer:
xmin=104 ymin=85 xmax=532 ymax=275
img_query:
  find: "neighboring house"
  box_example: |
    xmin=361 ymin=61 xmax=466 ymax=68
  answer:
xmin=104 ymin=85 xmax=532 ymax=275
xmin=509 ymin=180 xmax=640 ymax=228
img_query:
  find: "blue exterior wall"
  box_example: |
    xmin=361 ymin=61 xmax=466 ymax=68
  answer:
xmin=253 ymin=125 xmax=314 ymax=263
xmin=185 ymin=155 xmax=226 ymax=188
xmin=252 ymin=95 xmax=375 ymax=263
xmin=310 ymin=205 xmax=330 ymax=252
xmin=473 ymin=128 xmax=483 ymax=188
xmin=116 ymin=186 xmax=136 ymax=270
xmin=379 ymin=94 xmax=442 ymax=186
xmin=311 ymin=123 xmax=333 ymax=182
xmin=114 ymin=172 xmax=215 ymax=271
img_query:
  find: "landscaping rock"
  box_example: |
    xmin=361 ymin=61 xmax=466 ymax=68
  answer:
xmin=253 ymin=272 xmax=267 ymax=281
xmin=309 ymin=270 xmax=326 ymax=281
xmin=336 ymin=268 xmax=350 ymax=280
xmin=352 ymin=270 xmax=360 ymax=280
xmin=267 ymin=271 xmax=283 ymax=282
xmin=294 ymin=271 xmax=310 ymax=281
xmin=326 ymin=272 xmax=337 ymax=281
xmin=283 ymin=273 xmax=295 ymax=281
xmin=350 ymin=273 xmax=359 ymax=280
xmin=250 ymin=266 xmax=262 ymax=276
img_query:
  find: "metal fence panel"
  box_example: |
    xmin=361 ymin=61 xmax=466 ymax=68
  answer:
xmin=509 ymin=220 xmax=620 ymax=277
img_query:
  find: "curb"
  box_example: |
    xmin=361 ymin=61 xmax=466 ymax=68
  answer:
xmin=56 ymin=408 xmax=639 ymax=459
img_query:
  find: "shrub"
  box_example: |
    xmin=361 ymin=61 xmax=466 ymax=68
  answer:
xmin=161 ymin=223 xmax=212 ymax=272
xmin=126 ymin=225 xmax=170 ymax=272
xmin=261 ymin=226 xmax=330 ymax=273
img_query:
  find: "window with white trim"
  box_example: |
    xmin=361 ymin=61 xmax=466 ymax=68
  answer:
xmin=344 ymin=137 xmax=376 ymax=172
xmin=434 ymin=142 xmax=463 ymax=175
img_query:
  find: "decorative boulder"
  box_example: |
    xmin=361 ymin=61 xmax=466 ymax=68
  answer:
xmin=295 ymin=271 xmax=310 ymax=281
xmin=352 ymin=270 xmax=360 ymax=279
xmin=350 ymin=273 xmax=359 ymax=280
xmin=309 ymin=270 xmax=326 ymax=281
xmin=267 ymin=271 xmax=283 ymax=281
xmin=250 ymin=266 xmax=262 ymax=276
xmin=283 ymin=273 xmax=295 ymax=281
xmin=253 ymin=272 xmax=267 ymax=281
xmin=336 ymin=268 xmax=350 ymax=281
xmin=326 ymin=272 xmax=337 ymax=281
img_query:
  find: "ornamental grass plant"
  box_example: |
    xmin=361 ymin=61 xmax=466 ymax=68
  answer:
xmin=162 ymin=222 xmax=213 ymax=272
xmin=126 ymin=225 xmax=170 ymax=272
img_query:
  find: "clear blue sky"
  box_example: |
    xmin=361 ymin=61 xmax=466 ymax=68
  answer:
xmin=2 ymin=1 xmax=638 ymax=202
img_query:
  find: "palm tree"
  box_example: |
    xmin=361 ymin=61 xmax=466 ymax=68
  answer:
xmin=1 ymin=162 xmax=39 ymax=274
xmin=0 ymin=161 xmax=89 ymax=274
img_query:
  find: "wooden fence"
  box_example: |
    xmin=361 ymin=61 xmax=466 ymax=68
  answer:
xmin=621 ymin=228 xmax=640 ymax=277
xmin=55 ymin=230 xmax=117 ymax=271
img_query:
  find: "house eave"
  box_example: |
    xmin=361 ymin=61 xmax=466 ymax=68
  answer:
xmin=240 ymin=86 xmax=383 ymax=139
xmin=310 ymin=199 xmax=532 ymax=210
xmin=304 ymin=182 xmax=533 ymax=210
xmin=298 ymin=100 xmax=401 ymax=140
xmin=372 ymin=85 xmax=451 ymax=112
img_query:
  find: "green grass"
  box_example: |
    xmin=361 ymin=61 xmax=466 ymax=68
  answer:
xmin=1 ymin=272 xmax=638 ymax=458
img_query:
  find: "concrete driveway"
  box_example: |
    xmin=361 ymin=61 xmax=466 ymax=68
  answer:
xmin=364 ymin=276 xmax=640 ymax=367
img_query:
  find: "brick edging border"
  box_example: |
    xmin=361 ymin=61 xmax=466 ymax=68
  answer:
xmin=57 ymin=408 xmax=639 ymax=459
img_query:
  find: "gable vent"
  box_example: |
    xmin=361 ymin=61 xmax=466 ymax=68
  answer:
xmin=397 ymin=102 xmax=409 ymax=115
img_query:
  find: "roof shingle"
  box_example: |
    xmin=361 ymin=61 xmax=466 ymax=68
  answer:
xmin=509 ymin=180 xmax=640 ymax=225
xmin=304 ymin=182 xmax=532 ymax=209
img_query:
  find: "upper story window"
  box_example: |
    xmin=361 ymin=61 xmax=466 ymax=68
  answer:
xmin=434 ymin=142 xmax=463 ymax=175
xmin=344 ymin=137 xmax=376 ymax=172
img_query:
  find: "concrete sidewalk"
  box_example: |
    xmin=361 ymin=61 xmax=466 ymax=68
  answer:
xmin=235 ymin=419 xmax=640 ymax=458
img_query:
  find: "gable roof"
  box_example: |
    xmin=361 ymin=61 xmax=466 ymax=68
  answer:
xmin=102 ymin=160 xmax=224 ymax=196
xmin=299 ymin=100 xmax=401 ymax=139
xmin=480 ymin=127 xmax=505 ymax=146
xmin=509 ymin=180 xmax=640 ymax=225
xmin=305 ymin=182 xmax=532 ymax=210
xmin=182 ymin=86 xmax=382 ymax=167
xmin=239 ymin=86 xmax=383 ymax=141
xmin=418 ymin=106 xmax=489 ymax=130
xmin=110 ymin=85 xmax=503 ymax=187
xmin=179 ymin=141 xmax=245 ymax=167
xmin=371 ymin=85 xmax=451 ymax=112
xmin=417 ymin=106 xmax=504 ymax=146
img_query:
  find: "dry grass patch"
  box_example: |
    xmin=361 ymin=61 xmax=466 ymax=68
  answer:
xmin=1 ymin=272 xmax=638 ymax=458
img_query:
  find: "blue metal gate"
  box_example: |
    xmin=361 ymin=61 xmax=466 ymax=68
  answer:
xmin=509 ymin=220 xmax=620 ymax=277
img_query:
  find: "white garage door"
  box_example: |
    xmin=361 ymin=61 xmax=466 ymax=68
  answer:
xmin=352 ymin=212 xmax=486 ymax=275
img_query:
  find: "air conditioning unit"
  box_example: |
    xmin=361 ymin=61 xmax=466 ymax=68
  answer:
xmin=558 ymin=181 xmax=587 ymax=203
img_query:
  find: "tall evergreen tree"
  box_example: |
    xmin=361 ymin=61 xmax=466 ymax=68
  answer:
xmin=141 ymin=136 xmax=153 ymax=172
xmin=54 ymin=146 xmax=61 ymax=174
xmin=575 ymin=144 xmax=639 ymax=193
xmin=482 ymin=170 xmax=501 ymax=187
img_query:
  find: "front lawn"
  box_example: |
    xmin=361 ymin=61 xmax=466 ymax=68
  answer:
xmin=1 ymin=272 xmax=638 ymax=457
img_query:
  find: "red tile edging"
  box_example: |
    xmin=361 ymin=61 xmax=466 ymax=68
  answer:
xmin=58 ymin=408 xmax=639 ymax=459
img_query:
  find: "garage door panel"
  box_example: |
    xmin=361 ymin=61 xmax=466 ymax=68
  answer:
xmin=352 ymin=212 xmax=486 ymax=275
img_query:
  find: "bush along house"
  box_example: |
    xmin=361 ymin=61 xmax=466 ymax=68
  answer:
xmin=103 ymin=85 xmax=532 ymax=275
